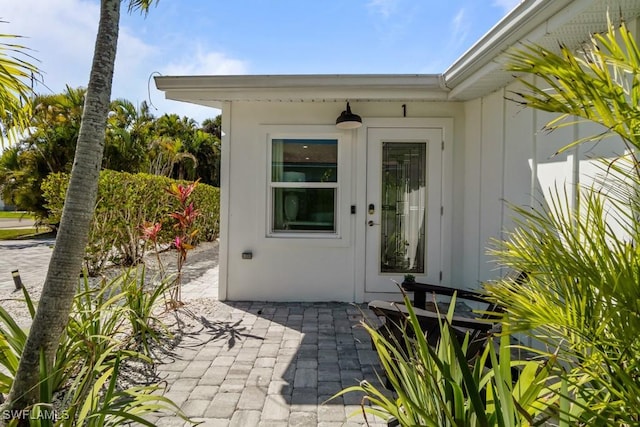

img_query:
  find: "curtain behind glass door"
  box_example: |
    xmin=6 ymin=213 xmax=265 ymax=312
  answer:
xmin=380 ymin=142 xmax=426 ymax=273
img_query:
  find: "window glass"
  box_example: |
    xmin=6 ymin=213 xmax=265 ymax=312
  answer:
xmin=272 ymin=188 xmax=336 ymax=232
xmin=380 ymin=142 xmax=426 ymax=273
xmin=272 ymin=139 xmax=337 ymax=183
xmin=270 ymin=138 xmax=338 ymax=234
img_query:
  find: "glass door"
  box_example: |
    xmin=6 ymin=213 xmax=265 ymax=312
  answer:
xmin=365 ymin=128 xmax=442 ymax=293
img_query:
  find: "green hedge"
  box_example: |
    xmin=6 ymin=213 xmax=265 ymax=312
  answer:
xmin=42 ymin=170 xmax=220 ymax=274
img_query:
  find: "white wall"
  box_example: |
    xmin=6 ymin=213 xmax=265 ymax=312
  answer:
xmin=221 ymin=100 xmax=464 ymax=302
xmin=220 ymin=79 xmax=626 ymax=301
xmin=462 ymin=77 xmax=626 ymax=286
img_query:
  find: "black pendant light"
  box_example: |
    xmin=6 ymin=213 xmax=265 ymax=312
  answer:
xmin=336 ymin=102 xmax=362 ymax=129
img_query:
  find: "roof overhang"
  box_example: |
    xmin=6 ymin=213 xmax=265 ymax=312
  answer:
xmin=445 ymin=0 xmax=640 ymax=100
xmin=155 ymin=74 xmax=448 ymax=109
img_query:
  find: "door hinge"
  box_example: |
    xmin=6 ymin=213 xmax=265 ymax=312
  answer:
xmin=439 ymin=271 xmax=443 ymax=281
xmin=441 ymin=140 xmax=444 ymax=150
xmin=440 ymin=206 xmax=444 ymax=216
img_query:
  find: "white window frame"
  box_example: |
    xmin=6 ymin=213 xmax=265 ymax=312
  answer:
xmin=266 ymin=130 xmax=346 ymax=239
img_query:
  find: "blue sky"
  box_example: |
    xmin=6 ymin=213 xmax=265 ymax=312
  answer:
xmin=5 ymin=0 xmax=521 ymax=124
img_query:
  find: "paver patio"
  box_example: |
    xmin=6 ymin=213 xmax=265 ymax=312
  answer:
xmin=0 ymin=238 xmax=390 ymax=426
xmin=151 ymin=301 xmax=388 ymax=426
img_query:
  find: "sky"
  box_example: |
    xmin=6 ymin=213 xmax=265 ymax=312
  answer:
xmin=4 ymin=0 xmax=522 ymax=125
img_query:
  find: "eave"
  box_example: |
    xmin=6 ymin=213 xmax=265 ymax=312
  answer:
xmin=445 ymin=0 xmax=640 ymax=100
xmin=154 ymin=74 xmax=448 ymax=109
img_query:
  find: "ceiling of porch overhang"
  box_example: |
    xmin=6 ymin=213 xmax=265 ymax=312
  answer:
xmin=155 ymin=0 xmax=640 ymax=106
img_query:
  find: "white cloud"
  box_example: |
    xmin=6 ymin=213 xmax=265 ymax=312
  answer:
xmin=448 ymin=8 xmax=470 ymax=52
xmin=149 ymin=47 xmax=249 ymax=124
xmin=367 ymin=0 xmax=399 ymax=19
xmin=493 ymin=0 xmax=523 ymax=14
xmin=4 ymin=0 xmax=99 ymax=93
xmin=162 ymin=48 xmax=248 ymax=76
xmin=3 ymin=0 xmax=246 ymax=124
xmin=452 ymin=9 xmax=468 ymax=37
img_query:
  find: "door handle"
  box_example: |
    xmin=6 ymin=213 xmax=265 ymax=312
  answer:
xmin=368 ymin=220 xmax=379 ymax=227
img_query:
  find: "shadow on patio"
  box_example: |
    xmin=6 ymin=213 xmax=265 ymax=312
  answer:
xmin=151 ymin=301 xmax=390 ymax=426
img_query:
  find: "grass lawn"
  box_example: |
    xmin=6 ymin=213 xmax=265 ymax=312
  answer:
xmin=0 ymin=211 xmax=35 ymax=219
xmin=0 ymin=228 xmax=50 ymax=240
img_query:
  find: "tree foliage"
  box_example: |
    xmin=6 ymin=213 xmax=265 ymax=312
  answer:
xmin=0 ymin=87 xmax=221 ymax=217
xmin=0 ymin=21 xmax=39 ymax=145
xmin=0 ymin=87 xmax=84 ymax=216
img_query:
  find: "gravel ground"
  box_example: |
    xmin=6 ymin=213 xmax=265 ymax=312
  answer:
xmin=0 ymin=239 xmax=220 ymax=329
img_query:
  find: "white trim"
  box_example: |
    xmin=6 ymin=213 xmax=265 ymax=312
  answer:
xmin=155 ymin=74 xmax=448 ymax=107
xmin=257 ymin=125 xmax=353 ymax=248
xmin=217 ymin=101 xmax=232 ymax=301
xmin=354 ymin=117 xmax=454 ymax=302
xmin=440 ymin=118 xmax=454 ymax=286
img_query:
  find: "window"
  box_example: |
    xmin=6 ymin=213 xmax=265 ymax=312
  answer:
xmin=270 ymin=138 xmax=338 ymax=234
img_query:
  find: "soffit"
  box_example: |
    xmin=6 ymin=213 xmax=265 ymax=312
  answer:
xmin=446 ymin=0 xmax=640 ymax=100
xmin=155 ymin=74 xmax=448 ymax=108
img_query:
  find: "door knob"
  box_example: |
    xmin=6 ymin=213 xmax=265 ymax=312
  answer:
xmin=368 ymin=220 xmax=379 ymax=227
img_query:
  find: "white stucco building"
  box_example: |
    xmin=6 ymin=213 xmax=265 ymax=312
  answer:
xmin=156 ymin=0 xmax=640 ymax=303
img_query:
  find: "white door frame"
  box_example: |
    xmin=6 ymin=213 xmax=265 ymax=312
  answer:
xmin=354 ymin=118 xmax=454 ymax=302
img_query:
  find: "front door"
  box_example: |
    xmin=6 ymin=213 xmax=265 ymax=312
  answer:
xmin=365 ymin=127 xmax=443 ymax=293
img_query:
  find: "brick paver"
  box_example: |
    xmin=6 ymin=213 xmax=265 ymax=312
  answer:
xmin=0 ymin=239 xmax=389 ymax=425
xmin=155 ymin=302 xmax=388 ymax=426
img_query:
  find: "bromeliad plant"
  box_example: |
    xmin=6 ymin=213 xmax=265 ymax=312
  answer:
xmin=334 ymin=292 xmax=559 ymax=426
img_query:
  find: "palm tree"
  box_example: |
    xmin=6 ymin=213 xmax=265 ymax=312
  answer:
xmin=149 ymin=114 xmax=198 ymax=179
xmin=104 ymin=98 xmax=153 ymax=172
xmin=0 ymin=22 xmax=38 ymax=146
xmin=487 ymin=17 xmax=640 ymax=424
xmin=29 ymin=87 xmax=86 ymax=174
xmin=505 ymin=16 xmax=640 ymax=173
xmin=6 ymin=0 xmax=158 ymax=415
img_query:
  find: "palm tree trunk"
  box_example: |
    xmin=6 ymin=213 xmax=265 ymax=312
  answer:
xmin=6 ymin=0 xmax=120 ymax=416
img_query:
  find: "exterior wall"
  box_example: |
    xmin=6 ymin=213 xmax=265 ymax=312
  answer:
xmin=221 ymin=101 xmax=464 ymax=302
xmin=221 ymin=79 xmax=627 ymax=302
xmin=462 ymin=77 xmax=626 ymax=286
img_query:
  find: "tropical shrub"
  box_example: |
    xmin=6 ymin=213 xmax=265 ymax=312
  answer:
xmin=121 ymin=267 xmax=173 ymax=353
xmin=335 ymin=293 xmax=558 ymax=426
xmin=486 ymin=15 xmax=640 ymax=425
xmin=0 ymin=270 xmax=185 ymax=425
xmin=42 ymin=170 xmax=220 ymax=274
xmin=487 ymin=181 xmax=640 ymax=425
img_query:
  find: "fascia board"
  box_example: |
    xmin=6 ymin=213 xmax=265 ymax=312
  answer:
xmin=155 ymin=74 xmax=449 ymax=104
xmin=444 ymin=0 xmax=585 ymax=90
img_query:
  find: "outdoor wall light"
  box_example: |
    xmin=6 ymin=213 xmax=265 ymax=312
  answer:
xmin=335 ymin=102 xmax=362 ymax=129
